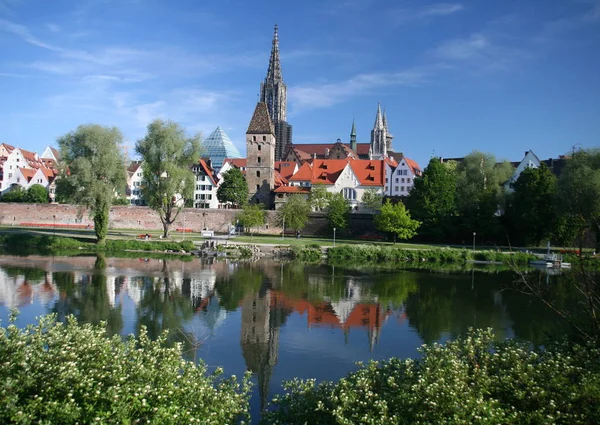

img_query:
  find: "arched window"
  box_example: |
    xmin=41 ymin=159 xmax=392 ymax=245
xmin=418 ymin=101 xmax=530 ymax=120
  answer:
xmin=256 ymin=171 xmax=261 ymax=177
xmin=341 ymin=187 xmax=357 ymax=200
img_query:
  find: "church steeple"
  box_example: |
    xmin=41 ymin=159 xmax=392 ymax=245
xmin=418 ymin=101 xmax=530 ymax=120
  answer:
xmin=350 ymin=119 xmax=357 ymax=153
xmin=374 ymin=103 xmax=384 ymax=129
xmin=260 ymin=24 xmax=292 ymax=161
xmin=266 ymin=25 xmax=283 ymax=82
xmin=370 ymin=103 xmax=388 ymax=159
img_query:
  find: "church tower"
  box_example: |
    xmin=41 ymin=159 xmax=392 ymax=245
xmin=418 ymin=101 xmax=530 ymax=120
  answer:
xmin=370 ymin=103 xmax=388 ymax=159
xmin=383 ymin=109 xmax=394 ymax=153
xmin=260 ymin=25 xmax=292 ymax=161
xmin=350 ymin=119 xmax=357 ymax=153
xmin=246 ymin=102 xmax=275 ymax=207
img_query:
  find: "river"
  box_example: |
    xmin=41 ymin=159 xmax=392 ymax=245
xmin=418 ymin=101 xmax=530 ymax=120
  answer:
xmin=0 ymin=254 xmax=579 ymax=422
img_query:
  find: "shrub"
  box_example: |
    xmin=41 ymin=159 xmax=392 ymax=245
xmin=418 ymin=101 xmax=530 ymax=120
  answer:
xmin=0 ymin=314 xmax=251 ymax=425
xmin=264 ymin=329 xmax=600 ymax=425
xmin=291 ymin=246 xmax=322 ymax=262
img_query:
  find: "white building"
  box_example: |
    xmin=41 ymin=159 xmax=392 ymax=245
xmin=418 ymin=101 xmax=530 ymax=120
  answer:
xmin=126 ymin=161 xmax=145 ymax=206
xmin=504 ymin=150 xmax=542 ymax=193
xmin=0 ymin=143 xmax=57 ymax=197
xmin=191 ymin=159 xmax=219 ymax=209
xmin=385 ymin=154 xmax=422 ymax=197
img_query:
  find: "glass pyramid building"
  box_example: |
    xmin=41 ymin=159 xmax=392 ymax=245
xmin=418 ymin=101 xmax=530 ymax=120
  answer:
xmin=201 ymin=126 xmax=242 ymax=171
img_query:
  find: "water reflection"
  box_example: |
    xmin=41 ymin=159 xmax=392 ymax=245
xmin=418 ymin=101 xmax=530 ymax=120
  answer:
xmin=0 ymin=255 xmax=583 ymax=419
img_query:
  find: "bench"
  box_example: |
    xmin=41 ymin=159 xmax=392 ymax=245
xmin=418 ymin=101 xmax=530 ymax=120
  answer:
xmin=175 ymin=228 xmax=193 ymax=233
xmin=137 ymin=234 xmax=152 ymax=240
xmin=357 ymin=235 xmax=383 ymax=241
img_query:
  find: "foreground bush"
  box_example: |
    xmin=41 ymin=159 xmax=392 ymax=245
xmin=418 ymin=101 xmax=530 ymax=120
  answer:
xmin=263 ymin=329 xmax=600 ymax=425
xmin=0 ymin=314 xmax=251 ymax=424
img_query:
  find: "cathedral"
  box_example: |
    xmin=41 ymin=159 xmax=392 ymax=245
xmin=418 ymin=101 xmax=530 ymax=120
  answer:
xmin=261 ymin=25 xmax=292 ymax=161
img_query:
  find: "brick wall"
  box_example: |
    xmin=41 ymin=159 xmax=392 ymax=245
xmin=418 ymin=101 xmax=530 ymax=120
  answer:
xmin=0 ymin=203 xmax=376 ymax=236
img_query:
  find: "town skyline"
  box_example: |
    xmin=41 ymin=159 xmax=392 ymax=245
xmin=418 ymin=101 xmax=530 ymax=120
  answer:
xmin=1 ymin=0 xmax=599 ymax=168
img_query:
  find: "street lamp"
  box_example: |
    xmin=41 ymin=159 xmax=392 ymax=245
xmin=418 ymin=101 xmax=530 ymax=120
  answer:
xmin=183 ymin=213 xmax=186 ymax=241
xmin=53 ymin=215 xmax=56 ymax=237
xmin=202 ymin=212 xmax=207 ymax=231
xmin=333 ymin=227 xmax=337 ymax=248
xmin=472 ymin=231 xmax=476 ymax=252
xmin=282 ymin=216 xmax=285 ymax=241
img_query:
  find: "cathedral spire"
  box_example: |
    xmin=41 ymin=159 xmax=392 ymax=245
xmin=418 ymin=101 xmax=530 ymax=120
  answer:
xmin=266 ymin=24 xmax=282 ymax=82
xmin=374 ymin=102 xmax=384 ymax=129
xmin=382 ymin=109 xmax=388 ymax=131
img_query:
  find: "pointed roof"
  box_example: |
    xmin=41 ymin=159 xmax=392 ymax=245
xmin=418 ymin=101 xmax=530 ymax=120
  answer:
xmin=374 ymin=103 xmax=384 ymax=129
xmin=350 ymin=120 xmax=356 ymax=137
xmin=266 ymin=24 xmax=283 ymax=82
xmin=382 ymin=109 xmax=388 ymax=130
xmin=202 ymin=126 xmax=242 ymax=170
xmin=247 ymin=102 xmax=275 ymax=135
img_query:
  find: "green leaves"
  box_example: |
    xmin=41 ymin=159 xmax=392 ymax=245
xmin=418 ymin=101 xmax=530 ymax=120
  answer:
xmin=56 ymin=124 xmax=127 ymax=244
xmin=217 ymin=167 xmax=248 ymax=207
xmin=375 ymin=199 xmax=421 ymax=242
xmin=135 ymin=120 xmax=202 ymax=238
xmin=276 ymin=194 xmax=311 ymax=231
xmin=237 ymin=204 xmax=266 ymax=236
xmin=0 ymin=314 xmax=251 ymax=425
xmin=326 ymin=193 xmax=350 ymax=230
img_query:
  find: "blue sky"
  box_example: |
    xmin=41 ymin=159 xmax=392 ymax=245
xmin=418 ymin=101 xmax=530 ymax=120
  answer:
xmin=1 ymin=0 xmax=599 ymax=168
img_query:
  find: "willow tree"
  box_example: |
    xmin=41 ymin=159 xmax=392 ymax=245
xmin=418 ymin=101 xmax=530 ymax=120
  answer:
xmin=56 ymin=125 xmax=127 ymax=244
xmin=135 ymin=120 xmax=201 ymax=238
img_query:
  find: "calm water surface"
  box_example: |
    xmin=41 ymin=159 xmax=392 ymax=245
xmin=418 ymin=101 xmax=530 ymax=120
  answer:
xmin=0 ymin=255 xmax=576 ymax=422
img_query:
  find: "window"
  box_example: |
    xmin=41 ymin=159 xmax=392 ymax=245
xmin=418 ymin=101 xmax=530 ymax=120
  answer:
xmin=253 ymin=136 xmax=256 ymax=141
xmin=256 ymin=171 xmax=261 ymax=178
xmin=395 ymin=186 xmax=399 ymax=192
xmin=401 ymin=178 xmax=405 ymax=183
xmin=341 ymin=187 xmax=357 ymax=200
xmin=262 ymin=136 xmax=266 ymax=141
xmin=395 ymin=178 xmax=399 ymax=183
xmin=258 ymin=145 xmax=262 ymax=151
xmin=257 ymin=157 xmax=261 ymax=164
xmin=397 ymin=169 xmax=401 ymax=175
xmin=256 ymin=185 xmax=260 ymax=191
xmin=404 ymin=170 xmax=408 ymax=175
xmin=8 ymin=173 xmax=12 ymax=178
xmin=400 ymin=186 xmax=405 ymax=192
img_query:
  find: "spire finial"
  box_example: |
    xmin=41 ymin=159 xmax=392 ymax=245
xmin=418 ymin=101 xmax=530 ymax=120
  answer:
xmin=266 ymin=24 xmax=282 ymax=82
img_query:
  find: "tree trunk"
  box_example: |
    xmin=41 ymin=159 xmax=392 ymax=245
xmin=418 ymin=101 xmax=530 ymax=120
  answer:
xmin=94 ymin=203 xmax=109 ymax=245
xmin=162 ymin=220 xmax=170 ymax=239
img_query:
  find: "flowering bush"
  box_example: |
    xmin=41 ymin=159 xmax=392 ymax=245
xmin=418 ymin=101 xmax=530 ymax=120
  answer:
xmin=0 ymin=313 xmax=251 ymax=424
xmin=264 ymin=329 xmax=600 ymax=425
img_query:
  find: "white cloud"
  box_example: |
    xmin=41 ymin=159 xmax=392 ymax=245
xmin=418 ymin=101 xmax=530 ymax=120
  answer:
xmin=289 ymin=70 xmax=428 ymax=112
xmin=432 ymin=34 xmax=488 ymax=60
xmin=45 ymin=23 xmax=60 ymax=32
xmin=392 ymin=3 xmax=463 ymax=24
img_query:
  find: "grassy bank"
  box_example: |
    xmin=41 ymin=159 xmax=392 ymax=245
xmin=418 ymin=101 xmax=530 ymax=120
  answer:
xmin=327 ymin=245 xmax=537 ymax=265
xmin=0 ymin=233 xmax=195 ymax=256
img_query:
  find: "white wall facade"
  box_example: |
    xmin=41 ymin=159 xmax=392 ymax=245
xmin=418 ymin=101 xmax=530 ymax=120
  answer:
xmin=505 ymin=151 xmax=541 ymax=193
xmin=386 ymin=160 xmax=418 ymax=197
xmin=191 ymin=164 xmax=219 ymax=209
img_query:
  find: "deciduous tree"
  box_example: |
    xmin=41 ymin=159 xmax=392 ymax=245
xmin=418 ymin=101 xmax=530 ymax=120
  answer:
xmin=326 ymin=193 xmax=350 ymax=231
xmin=360 ymin=188 xmax=383 ymax=212
xmin=217 ymin=168 xmax=248 ymax=207
xmin=25 ymin=184 xmax=48 ymax=203
xmin=56 ymin=124 xmax=127 ymax=244
xmin=135 ymin=120 xmax=201 ymax=239
xmin=276 ymin=194 xmax=311 ymax=232
xmin=237 ymin=204 xmax=266 ymax=237
xmin=375 ymin=199 xmax=421 ymax=243
xmin=310 ymin=184 xmax=330 ymax=212
xmin=407 ymin=157 xmax=457 ymax=241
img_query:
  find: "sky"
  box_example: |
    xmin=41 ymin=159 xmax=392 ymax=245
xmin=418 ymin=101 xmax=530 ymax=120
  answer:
xmin=1 ymin=0 xmax=599 ymax=168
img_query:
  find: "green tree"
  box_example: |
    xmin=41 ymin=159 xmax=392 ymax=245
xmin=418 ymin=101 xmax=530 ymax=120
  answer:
xmin=25 ymin=184 xmax=48 ymax=203
xmin=504 ymin=164 xmax=558 ymax=246
xmin=112 ymin=196 xmax=130 ymax=206
xmin=310 ymin=184 xmax=330 ymax=212
xmin=0 ymin=186 xmax=25 ymax=202
xmin=217 ymin=168 xmax=248 ymax=207
xmin=326 ymin=193 xmax=350 ymax=231
xmin=56 ymin=124 xmax=127 ymax=244
xmin=135 ymin=120 xmax=201 ymax=239
xmin=360 ymin=188 xmax=383 ymax=212
xmin=455 ymin=151 xmax=513 ymax=242
xmin=556 ymin=148 xmax=600 ymax=252
xmin=407 ymin=157 xmax=457 ymax=241
xmin=237 ymin=204 xmax=266 ymax=237
xmin=375 ymin=199 xmax=421 ymax=243
xmin=276 ymin=194 xmax=311 ymax=232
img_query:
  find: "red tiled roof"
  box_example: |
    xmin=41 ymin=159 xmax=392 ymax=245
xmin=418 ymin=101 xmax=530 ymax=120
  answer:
xmin=289 ymin=162 xmax=313 ymax=181
xmin=19 ymin=168 xmax=36 ymax=182
xmin=127 ymin=161 xmax=142 ymax=173
xmin=197 ymin=159 xmax=217 ymax=186
xmin=274 ymin=170 xmax=288 ymax=187
xmin=275 ymin=161 xmax=296 ymax=180
xmin=349 ymin=160 xmax=385 ymax=186
xmin=273 ymin=186 xmax=311 ymax=194
xmin=311 ymin=159 xmax=348 ymax=184
xmin=404 ymin=157 xmax=422 ymax=175
xmin=290 ymin=142 xmax=370 ymax=157
xmin=223 ymin=158 xmax=247 ymax=168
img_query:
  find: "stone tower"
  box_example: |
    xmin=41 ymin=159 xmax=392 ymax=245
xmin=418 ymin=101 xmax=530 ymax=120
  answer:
xmin=246 ymin=102 xmax=275 ymax=207
xmin=370 ymin=103 xmax=388 ymax=159
xmin=260 ymin=25 xmax=292 ymax=161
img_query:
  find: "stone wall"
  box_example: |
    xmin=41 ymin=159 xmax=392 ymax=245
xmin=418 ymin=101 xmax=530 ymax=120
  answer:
xmin=0 ymin=203 xmax=376 ymax=236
